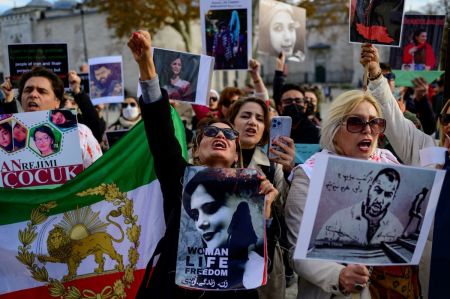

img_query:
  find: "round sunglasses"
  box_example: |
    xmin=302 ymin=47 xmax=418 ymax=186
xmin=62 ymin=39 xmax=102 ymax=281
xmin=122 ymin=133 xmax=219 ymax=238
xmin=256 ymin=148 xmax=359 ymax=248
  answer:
xmin=342 ymin=116 xmax=386 ymax=134
xmin=203 ymin=126 xmax=239 ymax=140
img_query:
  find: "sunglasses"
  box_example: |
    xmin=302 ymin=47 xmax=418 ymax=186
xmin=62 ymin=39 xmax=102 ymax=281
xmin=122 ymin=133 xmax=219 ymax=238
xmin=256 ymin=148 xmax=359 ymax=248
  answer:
xmin=281 ymin=97 xmax=305 ymax=106
xmin=203 ymin=126 xmax=239 ymax=140
xmin=122 ymin=102 xmax=137 ymax=108
xmin=210 ymin=97 xmax=218 ymax=102
xmin=343 ymin=116 xmax=386 ymax=134
xmin=440 ymin=114 xmax=450 ymax=125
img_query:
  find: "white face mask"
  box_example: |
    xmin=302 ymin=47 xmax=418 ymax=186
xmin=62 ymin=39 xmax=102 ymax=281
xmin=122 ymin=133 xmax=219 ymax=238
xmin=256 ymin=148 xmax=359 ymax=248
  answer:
xmin=122 ymin=106 xmax=139 ymax=120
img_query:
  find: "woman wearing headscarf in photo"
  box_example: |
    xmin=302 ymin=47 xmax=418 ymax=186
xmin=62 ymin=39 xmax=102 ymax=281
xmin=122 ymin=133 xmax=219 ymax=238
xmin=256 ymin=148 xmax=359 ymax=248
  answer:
xmin=258 ymin=0 xmax=305 ymax=61
xmin=128 ymin=30 xmax=278 ymax=299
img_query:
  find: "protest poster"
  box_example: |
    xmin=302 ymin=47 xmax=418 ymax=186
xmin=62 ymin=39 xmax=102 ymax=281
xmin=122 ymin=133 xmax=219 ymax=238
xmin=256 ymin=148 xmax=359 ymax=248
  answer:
xmin=389 ymin=15 xmax=446 ymax=71
xmin=153 ymin=48 xmax=214 ymax=105
xmin=176 ymin=167 xmax=266 ymax=290
xmin=349 ymin=0 xmax=405 ymax=46
xmin=78 ymin=72 xmax=90 ymax=94
xmin=0 ymin=109 xmax=83 ymax=189
xmin=0 ymin=109 xmax=188 ymax=299
xmin=294 ymin=154 xmax=445 ymax=265
xmin=200 ymin=0 xmax=252 ymax=70
xmin=258 ymin=0 xmax=306 ymax=62
xmin=88 ymin=56 xmax=124 ymax=105
xmin=7 ymin=43 xmax=69 ymax=88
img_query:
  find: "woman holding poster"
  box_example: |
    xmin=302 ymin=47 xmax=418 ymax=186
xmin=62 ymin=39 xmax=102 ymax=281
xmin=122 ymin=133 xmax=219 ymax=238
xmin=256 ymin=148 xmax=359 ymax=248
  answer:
xmin=127 ymin=30 xmax=278 ymax=298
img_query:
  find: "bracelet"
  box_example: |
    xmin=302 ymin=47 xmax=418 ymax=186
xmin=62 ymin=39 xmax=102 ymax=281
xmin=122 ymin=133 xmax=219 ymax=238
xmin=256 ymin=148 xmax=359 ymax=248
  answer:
xmin=368 ymin=70 xmax=383 ymax=81
xmin=253 ymin=78 xmax=261 ymax=84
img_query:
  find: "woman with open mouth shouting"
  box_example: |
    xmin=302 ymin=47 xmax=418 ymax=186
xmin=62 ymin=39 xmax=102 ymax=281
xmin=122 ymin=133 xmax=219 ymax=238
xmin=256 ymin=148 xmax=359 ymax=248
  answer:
xmin=128 ymin=30 xmax=278 ymax=299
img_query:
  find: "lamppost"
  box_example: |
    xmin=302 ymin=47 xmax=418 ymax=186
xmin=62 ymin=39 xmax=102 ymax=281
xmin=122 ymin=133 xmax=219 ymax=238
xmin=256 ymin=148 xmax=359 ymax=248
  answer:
xmin=76 ymin=1 xmax=88 ymax=63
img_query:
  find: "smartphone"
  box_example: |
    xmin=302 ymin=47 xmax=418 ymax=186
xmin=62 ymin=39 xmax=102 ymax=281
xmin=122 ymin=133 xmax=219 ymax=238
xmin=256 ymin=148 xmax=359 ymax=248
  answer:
xmin=269 ymin=116 xmax=292 ymax=159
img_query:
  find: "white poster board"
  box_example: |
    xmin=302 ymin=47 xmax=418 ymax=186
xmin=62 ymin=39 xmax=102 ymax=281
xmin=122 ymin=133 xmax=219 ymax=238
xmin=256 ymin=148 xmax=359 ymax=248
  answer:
xmin=0 ymin=110 xmax=84 ymax=188
xmin=200 ymin=0 xmax=252 ymax=70
xmin=294 ymin=154 xmax=445 ymax=265
xmin=88 ymin=56 xmax=124 ymax=105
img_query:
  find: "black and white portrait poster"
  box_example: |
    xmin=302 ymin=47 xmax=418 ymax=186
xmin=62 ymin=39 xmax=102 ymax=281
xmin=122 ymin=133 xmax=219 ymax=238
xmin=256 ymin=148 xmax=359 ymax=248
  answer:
xmin=294 ymin=154 xmax=445 ymax=265
xmin=258 ymin=0 xmax=306 ymax=62
xmin=200 ymin=0 xmax=252 ymax=70
xmin=176 ymin=167 xmax=266 ymax=290
xmin=88 ymin=56 xmax=124 ymax=105
xmin=389 ymin=15 xmax=446 ymax=71
xmin=349 ymin=0 xmax=405 ymax=46
xmin=152 ymin=48 xmax=214 ymax=105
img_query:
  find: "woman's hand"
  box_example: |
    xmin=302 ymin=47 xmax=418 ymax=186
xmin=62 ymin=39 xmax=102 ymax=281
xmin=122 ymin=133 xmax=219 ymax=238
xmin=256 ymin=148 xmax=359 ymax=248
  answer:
xmin=412 ymin=77 xmax=428 ymax=100
xmin=248 ymin=59 xmax=261 ymax=81
xmin=269 ymin=136 xmax=295 ymax=173
xmin=127 ymin=30 xmax=156 ymax=80
xmin=409 ymin=46 xmax=418 ymax=54
xmin=1 ymin=77 xmax=14 ymax=103
xmin=360 ymin=43 xmax=381 ymax=78
xmin=258 ymin=175 xmax=278 ymax=219
xmin=339 ymin=264 xmax=370 ymax=294
xmin=68 ymin=70 xmax=81 ymax=95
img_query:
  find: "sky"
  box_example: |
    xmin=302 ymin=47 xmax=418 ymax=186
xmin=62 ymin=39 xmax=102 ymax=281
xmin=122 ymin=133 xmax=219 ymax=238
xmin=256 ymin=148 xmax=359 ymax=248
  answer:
xmin=0 ymin=0 xmax=442 ymax=14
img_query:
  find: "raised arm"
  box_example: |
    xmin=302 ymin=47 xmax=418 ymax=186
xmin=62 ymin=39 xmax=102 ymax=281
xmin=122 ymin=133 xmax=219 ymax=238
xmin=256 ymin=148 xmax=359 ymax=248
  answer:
xmin=128 ymin=31 xmax=187 ymax=217
xmin=360 ymin=43 xmax=434 ymax=166
xmin=248 ymin=59 xmax=268 ymax=101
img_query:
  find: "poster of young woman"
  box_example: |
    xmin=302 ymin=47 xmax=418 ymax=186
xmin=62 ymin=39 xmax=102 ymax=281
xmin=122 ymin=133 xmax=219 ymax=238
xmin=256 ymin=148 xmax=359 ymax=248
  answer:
xmin=258 ymin=0 xmax=306 ymax=62
xmin=200 ymin=0 xmax=252 ymax=70
xmin=176 ymin=167 xmax=266 ymax=290
xmin=349 ymin=0 xmax=405 ymax=46
xmin=152 ymin=48 xmax=214 ymax=105
xmin=0 ymin=109 xmax=83 ymax=188
xmin=389 ymin=15 xmax=446 ymax=71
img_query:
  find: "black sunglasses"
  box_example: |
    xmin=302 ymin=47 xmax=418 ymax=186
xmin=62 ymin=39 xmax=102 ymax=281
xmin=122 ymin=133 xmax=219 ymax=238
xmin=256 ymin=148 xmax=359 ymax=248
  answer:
xmin=440 ymin=113 xmax=450 ymax=125
xmin=343 ymin=116 xmax=386 ymax=134
xmin=122 ymin=102 xmax=137 ymax=108
xmin=203 ymin=126 xmax=239 ymax=140
xmin=210 ymin=97 xmax=218 ymax=102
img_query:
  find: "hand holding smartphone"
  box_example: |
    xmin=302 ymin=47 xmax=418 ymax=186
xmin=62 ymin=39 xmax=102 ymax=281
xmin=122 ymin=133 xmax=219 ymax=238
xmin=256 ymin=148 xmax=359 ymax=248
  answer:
xmin=268 ymin=116 xmax=292 ymax=159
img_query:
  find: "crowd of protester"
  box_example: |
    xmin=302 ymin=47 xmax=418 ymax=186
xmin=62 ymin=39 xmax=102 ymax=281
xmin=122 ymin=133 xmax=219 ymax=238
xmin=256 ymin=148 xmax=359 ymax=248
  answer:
xmin=0 ymin=27 xmax=448 ymax=299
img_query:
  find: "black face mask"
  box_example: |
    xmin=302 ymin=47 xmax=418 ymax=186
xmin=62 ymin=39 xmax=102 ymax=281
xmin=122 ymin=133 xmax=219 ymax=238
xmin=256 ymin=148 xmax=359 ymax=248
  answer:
xmin=305 ymin=102 xmax=315 ymax=116
xmin=282 ymin=104 xmax=306 ymax=123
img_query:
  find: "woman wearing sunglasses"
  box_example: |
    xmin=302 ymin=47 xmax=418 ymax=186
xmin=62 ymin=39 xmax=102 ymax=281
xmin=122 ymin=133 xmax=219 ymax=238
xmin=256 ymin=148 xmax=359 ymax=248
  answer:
xmin=284 ymin=89 xmax=424 ymax=299
xmin=108 ymin=97 xmax=141 ymax=131
xmin=128 ymin=30 xmax=277 ymax=299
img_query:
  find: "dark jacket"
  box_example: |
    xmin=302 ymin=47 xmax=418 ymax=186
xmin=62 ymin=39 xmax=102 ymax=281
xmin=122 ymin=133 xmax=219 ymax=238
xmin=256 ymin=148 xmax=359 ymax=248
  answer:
xmin=137 ymin=88 xmax=258 ymax=299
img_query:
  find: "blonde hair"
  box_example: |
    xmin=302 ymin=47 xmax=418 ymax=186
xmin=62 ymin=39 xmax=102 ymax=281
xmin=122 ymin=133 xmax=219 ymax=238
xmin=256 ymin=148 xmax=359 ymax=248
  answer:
xmin=320 ymin=90 xmax=383 ymax=154
xmin=438 ymin=99 xmax=450 ymax=147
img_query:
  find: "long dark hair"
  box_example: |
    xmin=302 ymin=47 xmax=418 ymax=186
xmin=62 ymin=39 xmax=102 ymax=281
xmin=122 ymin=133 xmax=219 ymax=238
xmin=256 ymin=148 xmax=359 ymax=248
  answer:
xmin=33 ymin=125 xmax=56 ymax=151
xmin=0 ymin=122 xmax=13 ymax=152
xmin=50 ymin=109 xmax=77 ymax=128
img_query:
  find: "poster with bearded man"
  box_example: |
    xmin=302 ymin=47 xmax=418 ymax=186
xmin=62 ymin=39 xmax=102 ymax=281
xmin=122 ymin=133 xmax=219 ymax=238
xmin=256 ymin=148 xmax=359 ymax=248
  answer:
xmin=88 ymin=56 xmax=124 ymax=105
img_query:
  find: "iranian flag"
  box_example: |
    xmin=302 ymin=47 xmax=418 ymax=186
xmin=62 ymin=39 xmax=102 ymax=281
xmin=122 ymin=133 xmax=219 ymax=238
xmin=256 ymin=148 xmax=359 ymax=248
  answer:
xmin=0 ymin=108 xmax=188 ymax=298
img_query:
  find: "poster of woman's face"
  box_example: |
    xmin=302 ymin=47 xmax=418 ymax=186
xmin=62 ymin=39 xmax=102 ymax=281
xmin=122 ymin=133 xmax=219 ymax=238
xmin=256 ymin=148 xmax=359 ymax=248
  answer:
xmin=205 ymin=8 xmax=249 ymax=70
xmin=153 ymin=48 xmax=200 ymax=103
xmin=0 ymin=121 xmax=13 ymax=153
xmin=258 ymin=0 xmax=306 ymax=62
xmin=389 ymin=15 xmax=445 ymax=71
xmin=49 ymin=109 xmax=78 ymax=130
xmin=29 ymin=125 xmax=61 ymax=157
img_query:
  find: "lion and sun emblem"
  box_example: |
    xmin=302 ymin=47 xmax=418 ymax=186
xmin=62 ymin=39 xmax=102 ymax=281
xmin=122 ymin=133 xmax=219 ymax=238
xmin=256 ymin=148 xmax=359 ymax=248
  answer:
xmin=37 ymin=206 xmax=125 ymax=281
